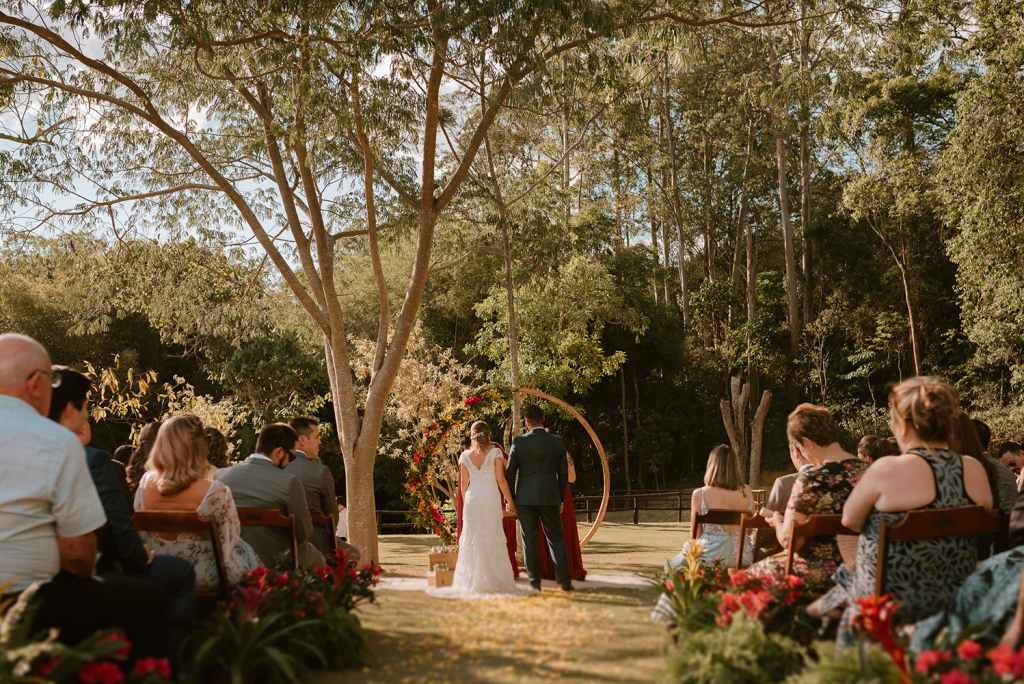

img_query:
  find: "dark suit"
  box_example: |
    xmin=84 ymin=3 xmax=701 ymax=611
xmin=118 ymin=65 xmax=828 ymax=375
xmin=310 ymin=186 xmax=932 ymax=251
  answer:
xmin=284 ymin=451 xmax=337 ymax=556
xmin=215 ymin=456 xmax=324 ymax=570
xmin=506 ymin=427 xmax=571 ymax=588
xmin=85 ymin=447 xmax=196 ymax=664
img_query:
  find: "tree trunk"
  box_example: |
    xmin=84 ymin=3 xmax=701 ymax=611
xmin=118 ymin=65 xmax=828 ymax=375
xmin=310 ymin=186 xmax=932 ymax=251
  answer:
xmin=662 ymin=218 xmax=674 ymax=306
xmin=730 ymin=121 xmax=754 ymax=328
xmin=633 ymin=361 xmax=643 ymax=490
xmin=663 ymin=74 xmax=690 ymax=324
xmin=749 ymin=391 xmax=772 ymax=488
xmin=770 ymin=47 xmax=800 ymax=405
xmin=720 ymin=376 xmax=751 ymax=477
xmin=798 ymin=6 xmax=814 ymax=326
xmin=501 ymin=218 xmax=523 ymax=442
xmin=621 ymin=366 xmax=631 ymax=493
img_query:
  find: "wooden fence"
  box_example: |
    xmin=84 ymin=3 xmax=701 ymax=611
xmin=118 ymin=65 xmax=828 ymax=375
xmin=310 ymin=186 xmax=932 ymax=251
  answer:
xmin=373 ymin=488 xmax=767 ymax=534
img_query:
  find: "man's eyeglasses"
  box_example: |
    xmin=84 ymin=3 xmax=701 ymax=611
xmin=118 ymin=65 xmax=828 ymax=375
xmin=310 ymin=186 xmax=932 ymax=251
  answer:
xmin=27 ymin=369 xmax=62 ymax=389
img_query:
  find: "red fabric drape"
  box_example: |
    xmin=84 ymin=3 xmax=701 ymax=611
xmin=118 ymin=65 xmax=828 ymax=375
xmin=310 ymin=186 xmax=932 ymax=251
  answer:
xmin=536 ymin=485 xmax=587 ymax=581
xmin=456 ymin=441 xmax=519 ymax=579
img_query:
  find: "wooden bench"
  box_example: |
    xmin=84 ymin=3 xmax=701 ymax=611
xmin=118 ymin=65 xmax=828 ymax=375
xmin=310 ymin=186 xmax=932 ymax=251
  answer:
xmin=737 ymin=514 xmax=778 ymax=569
xmin=310 ymin=512 xmax=338 ymax=552
xmin=784 ymin=514 xmax=859 ymax=576
xmin=875 ymin=505 xmax=1006 ymax=597
xmin=236 ymin=508 xmax=299 ymax=570
xmin=132 ymin=510 xmax=231 ymax=601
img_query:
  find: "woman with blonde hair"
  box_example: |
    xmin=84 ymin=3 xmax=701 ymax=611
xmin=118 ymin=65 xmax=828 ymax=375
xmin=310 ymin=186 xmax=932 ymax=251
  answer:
xmin=838 ymin=377 xmax=992 ymax=645
xmin=134 ymin=414 xmax=261 ymax=591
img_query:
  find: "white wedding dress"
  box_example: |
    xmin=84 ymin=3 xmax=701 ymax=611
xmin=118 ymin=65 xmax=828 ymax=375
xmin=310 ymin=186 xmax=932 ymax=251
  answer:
xmin=427 ymin=448 xmax=527 ymax=599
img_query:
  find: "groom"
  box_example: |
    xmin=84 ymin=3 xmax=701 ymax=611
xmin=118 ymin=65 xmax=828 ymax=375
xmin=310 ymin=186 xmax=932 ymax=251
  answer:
xmin=506 ymin=404 xmax=573 ymax=591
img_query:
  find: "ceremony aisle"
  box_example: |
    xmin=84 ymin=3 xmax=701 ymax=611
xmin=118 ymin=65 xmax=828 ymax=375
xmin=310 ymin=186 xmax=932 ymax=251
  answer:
xmin=312 ymin=522 xmax=686 ymax=683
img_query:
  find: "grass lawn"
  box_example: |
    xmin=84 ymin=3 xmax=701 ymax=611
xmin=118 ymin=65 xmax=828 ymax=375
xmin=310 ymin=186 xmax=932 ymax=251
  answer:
xmin=312 ymin=522 xmax=689 ymax=683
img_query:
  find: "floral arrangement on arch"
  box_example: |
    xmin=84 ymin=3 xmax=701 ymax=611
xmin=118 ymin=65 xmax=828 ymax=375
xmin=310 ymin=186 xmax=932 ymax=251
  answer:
xmin=404 ymin=386 xmax=508 ymax=544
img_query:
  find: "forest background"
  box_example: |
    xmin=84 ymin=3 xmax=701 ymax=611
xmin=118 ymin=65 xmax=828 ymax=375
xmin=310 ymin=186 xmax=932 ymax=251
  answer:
xmin=0 ymin=0 xmax=1022 ymax=559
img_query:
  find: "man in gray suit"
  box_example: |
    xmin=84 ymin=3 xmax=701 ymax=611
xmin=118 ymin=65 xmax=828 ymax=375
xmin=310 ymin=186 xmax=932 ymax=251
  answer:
xmin=214 ymin=424 xmax=324 ymax=570
xmin=285 ymin=418 xmax=338 ymax=556
xmin=505 ymin=404 xmax=573 ymax=591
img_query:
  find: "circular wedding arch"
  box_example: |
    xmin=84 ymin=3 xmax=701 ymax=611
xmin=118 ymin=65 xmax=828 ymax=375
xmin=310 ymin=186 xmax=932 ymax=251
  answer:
xmin=512 ymin=387 xmax=608 ymax=549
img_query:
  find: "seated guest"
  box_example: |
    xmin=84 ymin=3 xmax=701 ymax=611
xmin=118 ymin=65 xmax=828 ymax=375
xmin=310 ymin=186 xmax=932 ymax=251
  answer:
xmin=108 ymin=444 xmax=135 ymax=508
xmin=999 ymin=442 xmax=1022 ymax=475
xmin=838 ymin=376 xmax=993 ymax=646
xmin=136 ymin=415 xmax=262 ymax=591
xmin=972 ymin=419 xmax=1017 ymax=514
xmin=284 ymin=417 xmax=338 ymax=556
xmin=856 ymin=434 xmax=897 ymax=464
xmin=0 ymin=333 xmax=169 ymax=658
xmin=670 ymin=445 xmax=755 ymax=569
xmin=951 ymin=412 xmax=1008 ymax=561
xmin=203 ymin=426 xmax=229 ymax=480
xmin=48 ymin=367 xmax=196 ymax=666
xmin=751 ymin=404 xmax=867 ymax=592
xmin=216 ymin=423 xmax=325 ymax=570
xmin=126 ymin=421 xmax=162 ymax=494
xmin=761 ymin=443 xmax=813 ymax=532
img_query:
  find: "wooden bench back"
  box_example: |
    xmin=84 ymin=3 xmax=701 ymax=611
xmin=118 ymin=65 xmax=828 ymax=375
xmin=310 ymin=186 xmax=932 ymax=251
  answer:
xmin=737 ymin=514 xmax=776 ymax=570
xmin=132 ymin=510 xmax=231 ymax=600
xmin=309 ymin=512 xmax=338 ymax=552
xmin=236 ymin=508 xmax=299 ymax=570
xmin=784 ymin=514 xmax=858 ymax=576
xmin=875 ymin=506 xmax=1004 ymax=596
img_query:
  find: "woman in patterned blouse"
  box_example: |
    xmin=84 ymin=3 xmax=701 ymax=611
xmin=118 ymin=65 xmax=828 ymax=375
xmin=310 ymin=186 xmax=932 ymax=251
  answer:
xmin=752 ymin=404 xmax=867 ymax=592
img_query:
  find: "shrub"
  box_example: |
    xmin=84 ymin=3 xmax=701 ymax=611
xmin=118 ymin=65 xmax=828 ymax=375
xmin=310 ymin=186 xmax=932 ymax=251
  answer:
xmin=659 ymin=618 xmax=805 ymax=684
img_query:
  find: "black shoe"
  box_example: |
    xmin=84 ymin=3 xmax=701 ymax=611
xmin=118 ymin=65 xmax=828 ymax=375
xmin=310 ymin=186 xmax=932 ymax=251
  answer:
xmin=530 ymin=583 xmax=541 ymax=591
xmin=561 ymin=584 xmax=575 ymax=592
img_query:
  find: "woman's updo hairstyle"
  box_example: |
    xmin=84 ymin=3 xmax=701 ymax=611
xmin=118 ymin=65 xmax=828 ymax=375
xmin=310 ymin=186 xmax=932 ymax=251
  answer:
xmin=470 ymin=420 xmax=491 ymax=450
xmin=857 ymin=435 xmax=896 ymax=463
xmin=787 ymin=403 xmax=839 ymax=447
xmin=889 ymin=376 xmax=959 ymax=444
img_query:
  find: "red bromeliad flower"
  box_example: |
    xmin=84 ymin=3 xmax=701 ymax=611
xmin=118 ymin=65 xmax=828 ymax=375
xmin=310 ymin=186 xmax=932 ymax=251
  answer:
xmin=237 ymin=586 xmax=270 ymax=621
xmin=852 ymin=595 xmax=909 ymax=682
xmin=132 ymin=657 xmax=172 ymax=681
xmin=77 ymin=661 xmax=125 ymax=684
xmin=95 ymin=631 xmax=131 ymax=659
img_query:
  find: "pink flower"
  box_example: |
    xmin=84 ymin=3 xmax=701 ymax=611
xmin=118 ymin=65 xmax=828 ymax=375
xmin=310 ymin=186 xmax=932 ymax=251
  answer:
xmin=955 ymin=640 xmax=982 ymax=661
xmin=738 ymin=588 xmax=771 ymax=620
xmin=729 ymin=570 xmax=749 ymax=589
xmin=718 ymin=592 xmax=740 ymax=615
xmin=77 ymin=662 xmax=125 ymax=684
xmin=35 ymin=658 xmax=59 ymax=677
xmin=915 ymin=649 xmax=950 ymax=674
xmin=431 ymin=507 xmax=444 ymax=522
xmin=939 ymin=671 xmax=974 ymax=684
xmin=665 ymin=581 xmax=674 ymax=592
xmin=413 ymin=452 xmax=423 ymax=464
xmin=785 ymin=575 xmax=804 ymax=589
xmin=133 ymin=658 xmax=172 ymax=681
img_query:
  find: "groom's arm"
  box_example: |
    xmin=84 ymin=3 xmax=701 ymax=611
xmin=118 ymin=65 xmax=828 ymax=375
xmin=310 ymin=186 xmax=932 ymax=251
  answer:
xmin=505 ymin=445 xmax=520 ymax=502
xmin=556 ymin=438 xmax=568 ymax=502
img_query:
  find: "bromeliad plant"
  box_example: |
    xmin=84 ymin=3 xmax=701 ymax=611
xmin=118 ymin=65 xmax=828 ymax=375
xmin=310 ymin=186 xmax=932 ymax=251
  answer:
xmin=187 ymin=552 xmax=379 ymax=682
xmin=1 ymin=581 xmax=171 ymax=684
xmin=658 ymin=542 xmax=730 ymax=633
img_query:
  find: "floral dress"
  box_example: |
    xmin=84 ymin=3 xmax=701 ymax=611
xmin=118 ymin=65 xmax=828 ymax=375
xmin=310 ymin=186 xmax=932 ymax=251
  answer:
xmin=135 ymin=472 xmax=262 ymax=592
xmin=752 ymin=459 xmax=868 ymax=591
xmin=838 ymin=448 xmax=978 ymax=646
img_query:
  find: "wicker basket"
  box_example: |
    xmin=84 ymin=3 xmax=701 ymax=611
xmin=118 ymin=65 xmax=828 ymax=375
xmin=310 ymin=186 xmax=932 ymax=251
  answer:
xmin=428 ymin=551 xmax=458 ymax=572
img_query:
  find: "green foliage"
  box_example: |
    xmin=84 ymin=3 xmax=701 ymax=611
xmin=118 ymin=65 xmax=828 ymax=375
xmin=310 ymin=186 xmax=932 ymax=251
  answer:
xmin=658 ymin=618 xmax=805 ymax=684
xmin=783 ymin=641 xmax=905 ymax=684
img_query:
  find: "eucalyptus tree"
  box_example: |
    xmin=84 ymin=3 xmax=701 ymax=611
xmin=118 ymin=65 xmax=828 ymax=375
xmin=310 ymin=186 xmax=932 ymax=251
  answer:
xmin=0 ymin=0 xmax=811 ymax=561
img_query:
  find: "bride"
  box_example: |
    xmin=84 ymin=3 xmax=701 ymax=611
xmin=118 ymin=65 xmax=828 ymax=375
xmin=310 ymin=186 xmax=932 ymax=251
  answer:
xmin=428 ymin=421 xmax=526 ymax=598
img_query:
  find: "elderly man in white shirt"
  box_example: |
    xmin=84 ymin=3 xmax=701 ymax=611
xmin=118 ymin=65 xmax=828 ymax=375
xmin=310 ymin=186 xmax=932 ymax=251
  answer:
xmin=0 ymin=333 xmax=170 ymax=658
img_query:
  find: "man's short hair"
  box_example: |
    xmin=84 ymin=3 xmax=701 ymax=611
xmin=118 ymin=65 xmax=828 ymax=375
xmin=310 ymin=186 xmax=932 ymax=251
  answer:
xmin=46 ymin=366 xmax=91 ymax=422
xmin=288 ymin=417 xmax=319 ymax=439
xmin=523 ymin=404 xmax=545 ymax=425
xmin=973 ymin=419 xmax=992 ymax=452
xmin=255 ymin=423 xmax=298 ymax=456
xmin=998 ymin=441 xmax=1021 ymax=457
